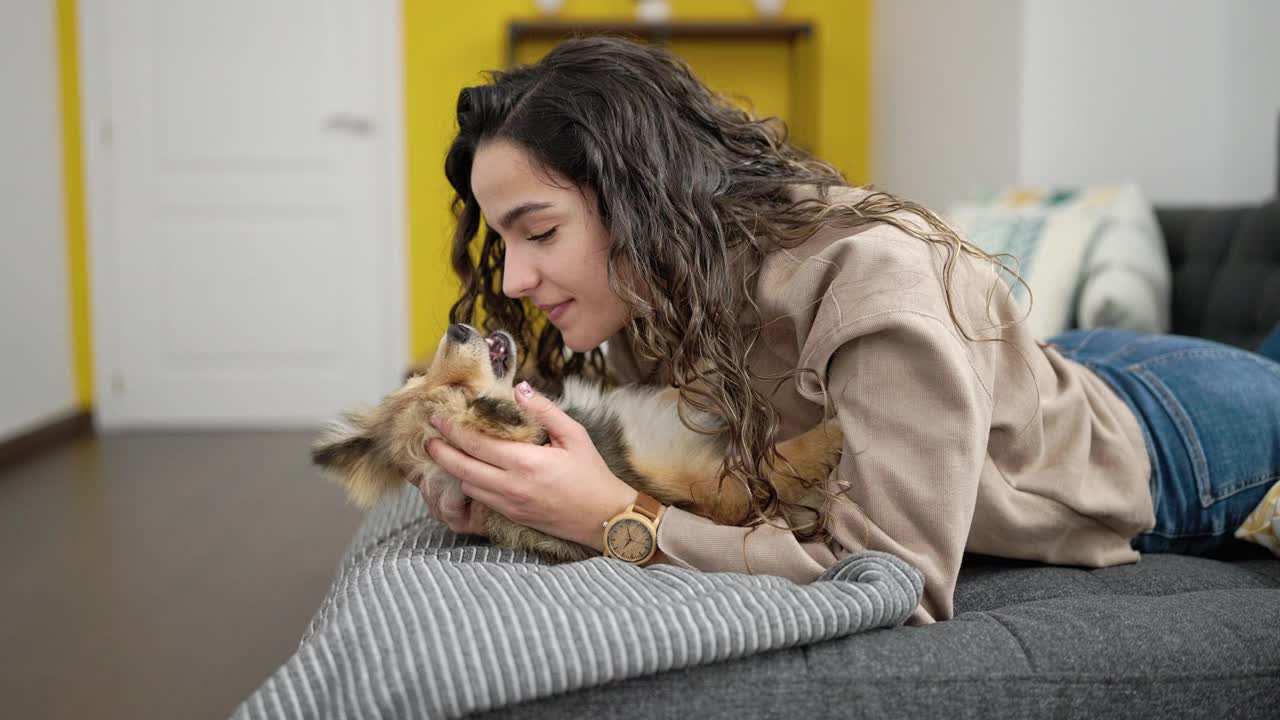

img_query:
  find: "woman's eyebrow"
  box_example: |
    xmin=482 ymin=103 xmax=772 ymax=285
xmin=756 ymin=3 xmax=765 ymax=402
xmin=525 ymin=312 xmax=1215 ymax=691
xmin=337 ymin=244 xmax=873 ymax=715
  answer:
xmin=497 ymin=201 xmax=554 ymax=231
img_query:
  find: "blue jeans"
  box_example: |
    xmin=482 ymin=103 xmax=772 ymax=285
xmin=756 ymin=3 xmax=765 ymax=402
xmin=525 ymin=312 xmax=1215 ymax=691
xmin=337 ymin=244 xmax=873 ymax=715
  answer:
xmin=1048 ymin=329 xmax=1280 ymax=555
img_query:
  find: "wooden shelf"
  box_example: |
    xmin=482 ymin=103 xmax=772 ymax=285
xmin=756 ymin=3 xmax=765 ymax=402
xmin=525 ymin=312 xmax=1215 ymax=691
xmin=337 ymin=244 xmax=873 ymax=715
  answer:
xmin=507 ymin=19 xmax=814 ymax=65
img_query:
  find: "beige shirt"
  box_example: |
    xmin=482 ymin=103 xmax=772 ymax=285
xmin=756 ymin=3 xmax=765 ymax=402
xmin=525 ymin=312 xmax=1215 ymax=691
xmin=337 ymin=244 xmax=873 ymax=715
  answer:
xmin=605 ymin=186 xmax=1155 ymax=624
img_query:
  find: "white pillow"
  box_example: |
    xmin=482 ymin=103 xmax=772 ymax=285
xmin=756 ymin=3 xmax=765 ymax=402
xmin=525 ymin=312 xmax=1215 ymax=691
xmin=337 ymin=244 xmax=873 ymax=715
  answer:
xmin=1072 ymin=182 xmax=1171 ymax=334
xmin=945 ymin=195 xmax=1102 ymax=340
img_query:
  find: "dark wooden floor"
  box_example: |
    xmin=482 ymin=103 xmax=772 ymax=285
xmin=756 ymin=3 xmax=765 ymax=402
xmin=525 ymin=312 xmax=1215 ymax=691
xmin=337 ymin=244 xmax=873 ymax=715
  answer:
xmin=0 ymin=431 xmax=365 ymax=720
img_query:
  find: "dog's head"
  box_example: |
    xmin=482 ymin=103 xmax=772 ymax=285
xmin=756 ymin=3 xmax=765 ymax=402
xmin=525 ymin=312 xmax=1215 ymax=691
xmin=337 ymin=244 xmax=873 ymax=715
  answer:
xmin=311 ymin=323 xmax=520 ymax=508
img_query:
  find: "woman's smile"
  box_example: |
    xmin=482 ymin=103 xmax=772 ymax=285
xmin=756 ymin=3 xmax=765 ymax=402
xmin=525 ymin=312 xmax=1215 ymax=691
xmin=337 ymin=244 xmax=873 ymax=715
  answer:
xmin=543 ymin=300 xmax=572 ymax=323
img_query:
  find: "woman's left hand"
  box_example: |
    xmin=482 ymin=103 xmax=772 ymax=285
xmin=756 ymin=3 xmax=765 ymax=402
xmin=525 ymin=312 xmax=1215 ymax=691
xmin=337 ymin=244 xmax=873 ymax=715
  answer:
xmin=425 ymin=381 xmax=638 ymax=552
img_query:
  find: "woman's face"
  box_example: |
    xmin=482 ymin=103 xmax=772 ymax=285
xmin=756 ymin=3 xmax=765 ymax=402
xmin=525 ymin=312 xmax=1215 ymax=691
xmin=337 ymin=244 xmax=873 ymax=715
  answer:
xmin=470 ymin=139 xmax=631 ymax=353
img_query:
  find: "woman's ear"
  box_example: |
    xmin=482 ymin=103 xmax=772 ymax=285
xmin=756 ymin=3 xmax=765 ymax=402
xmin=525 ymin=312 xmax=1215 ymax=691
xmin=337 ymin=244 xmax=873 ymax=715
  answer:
xmin=311 ymin=408 xmax=404 ymax=508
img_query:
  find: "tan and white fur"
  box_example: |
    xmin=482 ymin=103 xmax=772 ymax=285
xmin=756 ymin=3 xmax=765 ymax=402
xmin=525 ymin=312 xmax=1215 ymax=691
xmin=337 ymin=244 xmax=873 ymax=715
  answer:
xmin=312 ymin=323 xmax=842 ymax=563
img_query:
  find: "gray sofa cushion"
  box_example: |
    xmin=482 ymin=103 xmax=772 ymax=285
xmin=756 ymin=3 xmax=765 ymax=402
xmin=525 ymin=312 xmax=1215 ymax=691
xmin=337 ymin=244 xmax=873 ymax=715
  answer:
xmin=481 ymin=552 xmax=1280 ymax=719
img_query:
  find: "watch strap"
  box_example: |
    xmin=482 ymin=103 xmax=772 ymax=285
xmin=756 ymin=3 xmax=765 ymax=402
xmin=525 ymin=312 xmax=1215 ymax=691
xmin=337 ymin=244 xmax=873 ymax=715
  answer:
xmin=632 ymin=492 xmax=663 ymax=522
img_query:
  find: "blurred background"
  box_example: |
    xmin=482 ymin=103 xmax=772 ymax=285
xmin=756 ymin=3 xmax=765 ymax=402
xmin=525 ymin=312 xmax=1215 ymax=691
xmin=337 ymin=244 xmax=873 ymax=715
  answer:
xmin=1 ymin=1 xmax=1277 ymax=718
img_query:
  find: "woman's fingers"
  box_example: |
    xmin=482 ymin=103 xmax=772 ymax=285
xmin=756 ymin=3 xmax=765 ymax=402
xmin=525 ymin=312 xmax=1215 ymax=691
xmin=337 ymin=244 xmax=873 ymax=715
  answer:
xmin=458 ymin=498 xmax=491 ymax=536
xmin=438 ymin=494 xmax=491 ymax=537
xmin=512 ymin=382 xmax=586 ymax=447
xmin=427 ymin=436 xmax=505 ymax=493
xmin=416 ymin=467 xmax=493 ymax=537
xmin=415 ymin=475 xmax=449 ymax=522
xmin=430 ymin=416 xmax=527 ymax=470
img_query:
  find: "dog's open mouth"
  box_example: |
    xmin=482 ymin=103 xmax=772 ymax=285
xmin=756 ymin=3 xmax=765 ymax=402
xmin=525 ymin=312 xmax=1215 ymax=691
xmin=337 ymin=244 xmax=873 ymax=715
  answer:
xmin=486 ymin=332 xmax=514 ymax=379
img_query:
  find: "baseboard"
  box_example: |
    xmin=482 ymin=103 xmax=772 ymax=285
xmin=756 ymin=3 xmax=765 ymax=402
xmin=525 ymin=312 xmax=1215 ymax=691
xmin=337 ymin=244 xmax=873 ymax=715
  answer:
xmin=0 ymin=410 xmax=94 ymax=472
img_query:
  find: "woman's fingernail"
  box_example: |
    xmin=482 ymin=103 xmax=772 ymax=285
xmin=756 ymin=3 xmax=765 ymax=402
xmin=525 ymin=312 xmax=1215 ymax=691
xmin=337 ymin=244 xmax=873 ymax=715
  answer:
xmin=430 ymin=415 xmax=442 ymax=429
xmin=517 ymin=381 xmax=534 ymax=398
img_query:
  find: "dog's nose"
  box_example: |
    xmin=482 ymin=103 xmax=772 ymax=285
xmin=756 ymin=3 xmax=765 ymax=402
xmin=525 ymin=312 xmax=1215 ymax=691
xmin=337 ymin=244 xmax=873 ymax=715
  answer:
xmin=447 ymin=324 xmax=472 ymax=343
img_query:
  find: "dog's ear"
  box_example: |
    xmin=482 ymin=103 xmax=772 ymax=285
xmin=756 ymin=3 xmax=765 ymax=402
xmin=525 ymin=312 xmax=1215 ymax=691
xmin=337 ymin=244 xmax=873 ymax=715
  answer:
xmin=311 ymin=409 xmax=404 ymax=508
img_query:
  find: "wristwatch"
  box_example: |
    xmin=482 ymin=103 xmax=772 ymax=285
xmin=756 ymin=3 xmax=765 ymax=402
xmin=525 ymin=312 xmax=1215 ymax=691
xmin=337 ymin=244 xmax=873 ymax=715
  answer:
xmin=601 ymin=493 xmax=665 ymax=566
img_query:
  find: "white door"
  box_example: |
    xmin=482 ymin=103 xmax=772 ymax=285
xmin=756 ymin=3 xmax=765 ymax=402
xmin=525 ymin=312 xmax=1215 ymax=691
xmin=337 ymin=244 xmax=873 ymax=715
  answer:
xmin=80 ymin=0 xmax=406 ymax=428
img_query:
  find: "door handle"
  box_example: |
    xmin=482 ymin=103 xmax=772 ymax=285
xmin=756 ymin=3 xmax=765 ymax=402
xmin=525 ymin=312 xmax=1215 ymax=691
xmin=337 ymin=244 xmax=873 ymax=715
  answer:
xmin=325 ymin=113 xmax=375 ymax=135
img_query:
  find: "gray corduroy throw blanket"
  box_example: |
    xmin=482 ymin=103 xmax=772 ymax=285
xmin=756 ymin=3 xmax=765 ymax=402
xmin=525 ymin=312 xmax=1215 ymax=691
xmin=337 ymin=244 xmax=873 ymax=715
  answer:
xmin=230 ymin=487 xmax=923 ymax=719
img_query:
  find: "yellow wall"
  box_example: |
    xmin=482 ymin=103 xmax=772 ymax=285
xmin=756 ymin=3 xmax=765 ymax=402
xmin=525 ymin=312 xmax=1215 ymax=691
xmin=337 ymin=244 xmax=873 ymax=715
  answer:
xmin=56 ymin=0 xmax=93 ymax=409
xmin=403 ymin=0 xmax=871 ymax=361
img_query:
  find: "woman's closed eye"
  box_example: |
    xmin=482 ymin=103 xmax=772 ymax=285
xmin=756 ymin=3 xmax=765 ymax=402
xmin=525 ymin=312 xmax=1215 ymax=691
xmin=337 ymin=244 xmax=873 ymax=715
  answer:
xmin=527 ymin=226 xmax=558 ymax=243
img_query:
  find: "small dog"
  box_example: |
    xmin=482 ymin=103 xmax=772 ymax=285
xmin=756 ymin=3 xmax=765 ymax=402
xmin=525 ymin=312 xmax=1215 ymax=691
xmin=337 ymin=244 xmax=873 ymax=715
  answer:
xmin=312 ymin=323 xmax=842 ymax=563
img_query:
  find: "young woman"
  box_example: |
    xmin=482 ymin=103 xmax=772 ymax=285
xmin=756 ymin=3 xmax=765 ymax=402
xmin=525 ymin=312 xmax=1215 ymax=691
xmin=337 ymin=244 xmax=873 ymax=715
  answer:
xmin=420 ymin=37 xmax=1280 ymax=624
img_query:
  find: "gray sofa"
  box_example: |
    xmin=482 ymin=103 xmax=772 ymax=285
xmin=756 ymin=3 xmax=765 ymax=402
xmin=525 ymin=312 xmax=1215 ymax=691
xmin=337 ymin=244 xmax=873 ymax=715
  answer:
xmin=468 ymin=198 xmax=1280 ymax=719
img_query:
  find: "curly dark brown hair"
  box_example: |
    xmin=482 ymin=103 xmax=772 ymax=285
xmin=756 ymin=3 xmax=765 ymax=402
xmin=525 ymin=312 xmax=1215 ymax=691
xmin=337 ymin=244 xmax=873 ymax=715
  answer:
xmin=442 ymin=36 xmax=1027 ymax=549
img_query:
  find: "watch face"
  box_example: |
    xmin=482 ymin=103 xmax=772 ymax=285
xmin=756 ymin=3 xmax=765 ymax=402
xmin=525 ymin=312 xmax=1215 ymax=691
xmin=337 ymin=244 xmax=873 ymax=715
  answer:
xmin=606 ymin=517 xmax=654 ymax=562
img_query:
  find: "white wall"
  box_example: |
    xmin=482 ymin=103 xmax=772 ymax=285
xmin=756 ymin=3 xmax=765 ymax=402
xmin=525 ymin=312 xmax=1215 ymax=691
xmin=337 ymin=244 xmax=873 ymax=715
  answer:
xmin=1020 ymin=0 xmax=1280 ymax=205
xmin=0 ymin=0 xmax=78 ymax=441
xmin=873 ymin=0 xmax=1024 ymax=210
xmin=1221 ymin=0 xmax=1280 ymax=202
xmin=874 ymin=0 xmax=1280 ymax=209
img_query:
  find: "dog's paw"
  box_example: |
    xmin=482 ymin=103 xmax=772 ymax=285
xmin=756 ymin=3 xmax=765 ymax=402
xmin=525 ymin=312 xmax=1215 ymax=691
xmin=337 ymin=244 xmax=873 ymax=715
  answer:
xmin=485 ymin=511 xmax=595 ymax=563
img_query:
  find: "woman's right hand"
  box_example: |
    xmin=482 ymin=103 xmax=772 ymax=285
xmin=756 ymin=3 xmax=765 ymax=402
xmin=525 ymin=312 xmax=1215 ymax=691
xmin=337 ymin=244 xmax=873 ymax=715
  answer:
xmin=417 ymin=475 xmax=491 ymax=536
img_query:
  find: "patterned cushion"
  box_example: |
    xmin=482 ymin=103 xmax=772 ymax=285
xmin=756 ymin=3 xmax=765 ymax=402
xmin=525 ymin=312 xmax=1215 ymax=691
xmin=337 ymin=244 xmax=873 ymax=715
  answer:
xmin=946 ymin=188 xmax=1102 ymax=339
xmin=1236 ymin=481 xmax=1280 ymax=556
xmin=947 ymin=182 xmax=1174 ymax=340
